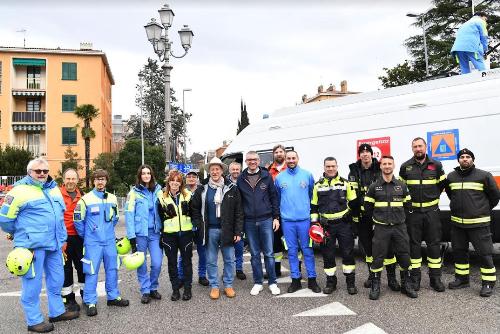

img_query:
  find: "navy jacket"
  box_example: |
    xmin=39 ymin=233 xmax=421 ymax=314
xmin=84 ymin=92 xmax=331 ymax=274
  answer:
xmin=237 ymin=167 xmax=280 ymax=222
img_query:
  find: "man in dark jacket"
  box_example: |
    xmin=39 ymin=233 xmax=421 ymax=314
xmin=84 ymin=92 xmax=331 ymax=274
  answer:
xmin=237 ymin=151 xmax=281 ymax=296
xmin=445 ymin=148 xmax=500 ymax=297
xmin=191 ymin=157 xmax=244 ymax=300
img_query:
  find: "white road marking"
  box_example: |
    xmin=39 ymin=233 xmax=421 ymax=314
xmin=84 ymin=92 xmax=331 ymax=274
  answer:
xmin=276 ymin=288 xmax=328 ymax=298
xmin=293 ymin=302 xmax=356 ymax=317
xmin=343 ymin=323 xmax=387 ymax=334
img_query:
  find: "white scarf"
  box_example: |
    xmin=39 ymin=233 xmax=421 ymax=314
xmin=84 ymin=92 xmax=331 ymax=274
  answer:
xmin=208 ymin=177 xmax=225 ymax=218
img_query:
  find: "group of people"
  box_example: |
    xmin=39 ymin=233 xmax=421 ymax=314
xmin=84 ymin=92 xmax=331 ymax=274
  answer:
xmin=0 ymin=136 xmax=499 ymax=333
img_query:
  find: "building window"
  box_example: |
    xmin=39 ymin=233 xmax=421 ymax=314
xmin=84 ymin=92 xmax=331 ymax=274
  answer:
xmin=62 ymin=95 xmax=77 ymax=112
xmin=27 ymin=98 xmax=41 ymax=112
xmin=62 ymin=62 xmax=77 ymax=80
xmin=62 ymin=127 xmax=77 ymax=145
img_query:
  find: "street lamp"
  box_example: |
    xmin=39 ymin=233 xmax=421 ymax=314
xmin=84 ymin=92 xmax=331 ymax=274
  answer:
xmin=182 ymin=88 xmax=192 ymax=163
xmin=144 ymin=3 xmax=194 ymax=164
xmin=407 ymin=12 xmax=430 ymax=77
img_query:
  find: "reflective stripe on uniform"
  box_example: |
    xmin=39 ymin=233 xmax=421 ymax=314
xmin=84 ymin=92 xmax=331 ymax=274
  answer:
xmin=365 ymin=256 xmax=373 ymax=264
xmin=374 ymin=202 xmax=403 ymax=207
xmin=412 ymin=198 xmax=439 ymax=207
xmin=324 ymin=267 xmax=337 ymax=276
xmin=383 ymin=257 xmax=397 ymax=266
xmin=370 ymin=266 xmax=383 ymax=273
xmin=319 ymin=208 xmax=349 ymax=220
xmin=455 ymin=263 xmax=470 ymax=275
xmin=274 ymin=252 xmax=283 ymax=262
xmin=406 ymin=179 xmax=439 ymax=185
xmin=451 ymin=216 xmax=491 ymax=224
xmin=480 ymin=267 xmax=497 ymax=281
xmin=427 ymin=257 xmax=442 ymax=269
xmin=410 ymin=258 xmax=422 ymax=269
xmin=364 ymin=196 xmax=375 ymax=203
xmin=342 ymin=264 xmax=355 ymax=274
xmin=449 ymin=182 xmax=484 ymax=191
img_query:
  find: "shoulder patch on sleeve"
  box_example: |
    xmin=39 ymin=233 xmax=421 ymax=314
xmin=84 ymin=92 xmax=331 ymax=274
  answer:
xmin=4 ymin=195 xmax=14 ymax=205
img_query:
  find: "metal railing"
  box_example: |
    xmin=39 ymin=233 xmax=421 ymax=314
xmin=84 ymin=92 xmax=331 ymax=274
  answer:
xmin=26 ymin=78 xmax=42 ymax=90
xmin=12 ymin=112 xmax=45 ymax=123
xmin=10 ymin=144 xmax=46 ymax=156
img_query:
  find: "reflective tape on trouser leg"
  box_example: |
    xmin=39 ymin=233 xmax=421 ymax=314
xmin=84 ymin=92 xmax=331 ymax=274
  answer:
xmin=281 ymin=237 xmax=288 ymax=251
xmin=427 ymin=257 xmax=442 ymax=269
xmin=365 ymin=256 xmax=373 ymax=264
xmin=274 ymin=252 xmax=283 ymax=262
xmin=480 ymin=267 xmax=497 ymax=282
xmin=324 ymin=267 xmax=337 ymax=276
xmin=455 ymin=263 xmax=470 ymax=276
xmin=383 ymin=257 xmax=397 ymax=266
xmin=410 ymin=258 xmax=422 ymax=269
xmin=61 ymin=285 xmax=73 ymax=296
xmin=342 ymin=264 xmax=356 ymax=274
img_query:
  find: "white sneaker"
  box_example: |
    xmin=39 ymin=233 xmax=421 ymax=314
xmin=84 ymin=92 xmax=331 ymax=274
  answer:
xmin=250 ymin=284 xmax=264 ymax=296
xmin=269 ymin=283 xmax=281 ymax=295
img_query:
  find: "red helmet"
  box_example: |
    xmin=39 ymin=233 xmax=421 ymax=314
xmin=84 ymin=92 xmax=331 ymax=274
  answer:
xmin=309 ymin=224 xmax=324 ymax=243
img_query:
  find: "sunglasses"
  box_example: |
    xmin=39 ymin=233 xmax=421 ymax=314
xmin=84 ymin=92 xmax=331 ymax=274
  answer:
xmin=33 ymin=169 xmax=49 ymax=174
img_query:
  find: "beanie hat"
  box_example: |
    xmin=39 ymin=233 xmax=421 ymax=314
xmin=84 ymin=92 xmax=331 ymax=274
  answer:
xmin=358 ymin=143 xmax=373 ymax=155
xmin=457 ymin=148 xmax=475 ymax=161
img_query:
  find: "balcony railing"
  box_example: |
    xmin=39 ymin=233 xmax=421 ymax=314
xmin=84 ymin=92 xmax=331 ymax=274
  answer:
xmin=12 ymin=112 xmax=46 ymax=123
xmin=10 ymin=144 xmax=46 ymax=156
xmin=27 ymin=78 xmax=42 ymax=90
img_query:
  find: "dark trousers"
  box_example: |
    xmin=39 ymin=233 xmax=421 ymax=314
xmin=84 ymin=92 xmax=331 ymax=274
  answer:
xmin=63 ymin=235 xmax=85 ymax=293
xmin=320 ymin=219 xmax=355 ymax=275
xmin=162 ymin=231 xmax=193 ymax=289
xmin=358 ymin=215 xmax=396 ymax=266
xmin=371 ymin=224 xmax=411 ymax=272
xmin=406 ymin=209 xmax=442 ymax=275
xmin=451 ymin=225 xmax=496 ymax=282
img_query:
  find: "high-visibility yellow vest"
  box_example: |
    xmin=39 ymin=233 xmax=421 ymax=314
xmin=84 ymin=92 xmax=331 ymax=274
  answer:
xmin=160 ymin=192 xmax=192 ymax=233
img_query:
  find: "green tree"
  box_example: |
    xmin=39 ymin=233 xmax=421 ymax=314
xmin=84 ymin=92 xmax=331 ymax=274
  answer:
xmin=127 ymin=58 xmax=191 ymax=152
xmin=379 ymin=0 xmax=500 ymax=87
xmin=92 ymin=152 xmax=125 ymax=195
xmin=74 ymin=104 xmax=100 ymax=189
xmin=236 ymin=99 xmax=250 ymax=135
xmin=55 ymin=146 xmax=84 ymax=186
xmin=0 ymin=145 xmax=33 ymax=176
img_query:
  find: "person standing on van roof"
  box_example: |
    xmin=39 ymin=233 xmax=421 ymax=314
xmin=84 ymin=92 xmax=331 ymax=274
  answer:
xmin=311 ymin=157 xmax=359 ymax=295
xmin=399 ymin=137 xmax=446 ymax=293
xmin=228 ymin=161 xmax=247 ymax=281
xmin=348 ymin=144 xmax=400 ymax=292
xmin=268 ymin=144 xmax=287 ymax=277
xmin=275 ymin=151 xmax=321 ymax=293
xmin=364 ymin=156 xmax=417 ymax=300
xmin=445 ymin=149 xmax=499 ymax=297
xmin=237 ymin=151 xmax=281 ymax=296
xmin=451 ymin=12 xmax=489 ymax=74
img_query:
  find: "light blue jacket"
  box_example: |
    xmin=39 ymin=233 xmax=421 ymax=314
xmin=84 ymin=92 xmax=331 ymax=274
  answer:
xmin=0 ymin=176 xmax=67 ymax=250
xmin=124 ymin=184 xmax=162 ymax=239
xmin=275 ymin=166 xmax=315 ymax=222
xmin=74 ymin=188 xmax=119 ymax=246
xmin=451 ymin=16 xmax=488 ymax=55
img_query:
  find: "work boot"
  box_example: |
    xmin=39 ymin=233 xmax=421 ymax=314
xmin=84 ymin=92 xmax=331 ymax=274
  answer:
xmin=308 ymin=278 xmax=321 ymax=293
xmin=346 ymin=273 xmax=358 ymax=295
xmin=198 ymin=277 xmax=209 ymax=286
xmin=287 ymin=278 xmax=302 ymax=293
xmin=141 ymin=293 xmax=151 ymax=304
xmin=27 ymin=322 xmax=54 ymax=333
xmin=107 ymin=297 xmax=129 ymax=307
xmin=275 ymin=262 xmax=282 ymax=278
xmin=430 ymin=276 xmax=446 ymax=292
xmin=401 ymin=271 xmax=418 ymax=298
xmin=364 ymin=270 xmax=375 ymax=288
xmin=410 ymin=268 xmax=421 ymax=291
xmin=85 ymin=304 xmax=97 ymax=317
xmin=182 ymin=287 xmax=192 ymax=301
xmin=323 ymin=275 xmax=337 ymax=294
xmin=386 ymin=264 xmax=401 ymax=292
xmin=63 ymin=292 xmax=81 ymax=312
xmin=236 ymin=270 xmax=247 ymax=280
xmin=48 ymin=310 xmax=79 ymax=323
xmin=369 ymin=272 xmax=381 ymax=300
xmin=448 ymin=275 xmax=470 ymax=289
xmin=171 ymin=289 xmax=181 ymax=301
xmin=150 ymin=290 xmax=162 ymax=300
xmin=479 ymin=281 xmax=495 ymax=298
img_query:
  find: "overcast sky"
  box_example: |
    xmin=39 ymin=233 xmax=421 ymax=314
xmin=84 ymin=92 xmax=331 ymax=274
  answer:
xmin=1 ymin=0 xmax=432 ymax=156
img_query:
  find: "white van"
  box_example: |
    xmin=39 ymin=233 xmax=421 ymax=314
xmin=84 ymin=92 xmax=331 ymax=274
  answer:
xmin=222 ymin=69 xmax=500 ymax=242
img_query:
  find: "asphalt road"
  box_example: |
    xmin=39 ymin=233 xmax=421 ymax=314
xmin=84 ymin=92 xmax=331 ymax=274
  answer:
xmin=0 ymin=223 xmax=499 ymax=334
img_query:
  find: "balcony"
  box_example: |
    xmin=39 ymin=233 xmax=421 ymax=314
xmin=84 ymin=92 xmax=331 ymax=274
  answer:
xmin=10 ymin=144 xmax=46 ymax=156
xmin=12 ymin=78 xmax=45 ymax=97
xmin=12 ymin=112 xmax=46 ymax=123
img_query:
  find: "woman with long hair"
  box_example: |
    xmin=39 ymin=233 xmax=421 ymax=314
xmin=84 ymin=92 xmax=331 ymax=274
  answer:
xmin=159 ymin=170 xmax=194 ymax=301
xmin=124 ymin=165 xmax=163 ymax=304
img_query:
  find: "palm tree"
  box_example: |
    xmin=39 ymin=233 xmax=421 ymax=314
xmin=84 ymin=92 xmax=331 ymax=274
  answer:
xmin=74 ymin=104 xmax=100 ymax=189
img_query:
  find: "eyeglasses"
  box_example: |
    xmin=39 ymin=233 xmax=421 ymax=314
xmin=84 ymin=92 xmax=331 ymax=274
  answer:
xmin=32 ymin=169 xmax=49 ymax=174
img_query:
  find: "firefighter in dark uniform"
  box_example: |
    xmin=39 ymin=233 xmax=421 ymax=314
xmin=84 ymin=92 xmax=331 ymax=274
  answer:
xmin=348 ymin=144 xmax=400 ymax=291
xmin=445 ymin=148 xmax=499 ymax=297
xmin=399 ymin=137 xmax=446 ymax=292
xmin=364 ymin=155 xmax=417 ymax=300
xmin=311 ymin=157 xmax=359 ymax=295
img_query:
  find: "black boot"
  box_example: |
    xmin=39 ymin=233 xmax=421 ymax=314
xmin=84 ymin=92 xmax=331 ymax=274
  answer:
xmin=141 ymin=293 xmax=151 ymax=304
xmin=410 ymin=268 xmax=421 ymax=291
xmin=430 ymin=276 xmax=445 ymax=292
xmin=107 ymin=297 xmax=129 ymax=307
xmin=479 ymin=280 xmax=495 ymax=297
xmin=63 ymin=292 xmax=81 ymax=312
xmin=287 ymin=278 xmax=302 ymax=293
xmin=369 ymin=272 xmax=381 ymax=300
xmin=182 ymin=287 xmax=192 ymax=301
xmin=308 ymin=278 xmax=321 ymax=293
xmin=323 ymin=275 xmax=337 ymax=294
xmin=386 ymin=264 xmax=400 ymax=292
xmin=364 ymin=269 xmax=375 ymax=288
xmin=27 ymin=322 xmax=54 ymax=333
xmin=346 ymin=273 xmax=358 ymax=295
xmin=171 ymin=289 xmax=181 ymax=301
xmin=401 ymin=271 xmax=418 ymax=298
xmin=275 ymin=262 xmax=282 ymax=278
xmin=448 ymin=275 xmax=470 ymax=289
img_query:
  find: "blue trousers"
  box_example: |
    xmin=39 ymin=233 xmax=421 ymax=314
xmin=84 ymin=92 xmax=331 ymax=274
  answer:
xmin=82 ymin=242 xmax=120 ymax=305
xmin=234 ymin=239 xmax=244 ymax=271
xmin=136 ymin=229 xmax=162 ymax=294
xmin=455 ymin=51 xmax=485 ymax=74
xmin=206 ymin=228 xmax=235 ymax=288
xmin=178 ymin=230 xmax=206 ymax=280
xmin=245 ymin=218 xmax=276 ymax=284
xmin=21 ymin=248 xmax=66 ymax=326
xmin=282 ymin=219 xmax=316 ymax=279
